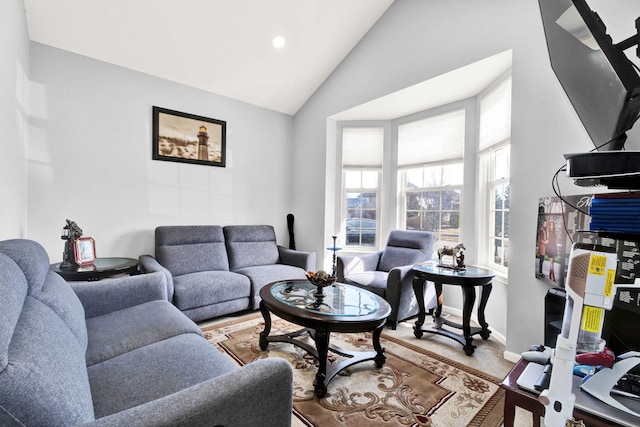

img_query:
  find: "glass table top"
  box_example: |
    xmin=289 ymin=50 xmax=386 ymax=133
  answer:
xmin=413 ymin=261 xmax=495 ymax=278
xmin=270 ymin=280 xmax=380 ymax=316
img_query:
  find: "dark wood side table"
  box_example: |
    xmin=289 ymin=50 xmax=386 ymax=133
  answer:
xmin=412 ymin=261 xmax=494 ymax=355
xmin=259 ymin=279 xmax=391 ymax=398
xmin=501 ymin=358 xmax=639 ymax=427
xmin=50 ymin=257 xmax=139 ymax=281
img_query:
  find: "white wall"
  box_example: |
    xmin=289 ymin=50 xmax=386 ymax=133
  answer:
xmin=291 ymin=0 xmax=628 ymax=354
xmin=0 ymin=0 xmax=29 ymax=240
xmin=27 ymin=43 xmax=298 ymax=261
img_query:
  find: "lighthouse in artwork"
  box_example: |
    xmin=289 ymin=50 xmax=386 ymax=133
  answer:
xmin=197 ymin=125 xmax=209 ymax=160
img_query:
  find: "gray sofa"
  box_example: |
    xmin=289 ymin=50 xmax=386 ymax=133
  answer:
xmin=139 ymin=225 xmax=316 ymax=322
xmin=0 ymin=239 xmax=293 ymax=427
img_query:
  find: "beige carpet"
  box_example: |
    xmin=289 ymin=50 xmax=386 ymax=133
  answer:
xmin=202 ymin=313 xmax=505 ymax=427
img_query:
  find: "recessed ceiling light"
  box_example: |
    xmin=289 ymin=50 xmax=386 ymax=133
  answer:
xmin=272 ymin=36 xmax=286 ymax=48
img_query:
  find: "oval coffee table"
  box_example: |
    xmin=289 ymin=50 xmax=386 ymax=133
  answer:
xmin=259 ymin=280 xmax=392 ymax=398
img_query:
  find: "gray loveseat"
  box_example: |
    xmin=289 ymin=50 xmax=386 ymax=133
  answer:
xmin=139 ymin=225 xmax=316 ymax=322
xmin=0 ymin=239 xmax=293 ymax=426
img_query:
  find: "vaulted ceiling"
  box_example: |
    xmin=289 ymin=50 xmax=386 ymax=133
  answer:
xmin=23 ymin=0 xmax=394 ymax=115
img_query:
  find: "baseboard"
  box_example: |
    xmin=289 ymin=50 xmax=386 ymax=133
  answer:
xmin=441 ymin=304 xmax=506 ymax=346
xmin=503 ymin=350 xmax=521 ymax=363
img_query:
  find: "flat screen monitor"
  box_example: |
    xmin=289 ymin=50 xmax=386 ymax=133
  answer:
xmin=539 ymin=0 xmax=640 ymax=151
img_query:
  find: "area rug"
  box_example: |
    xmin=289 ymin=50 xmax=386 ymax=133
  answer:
xmin=202 ymin=314 xmax=504 ymax=427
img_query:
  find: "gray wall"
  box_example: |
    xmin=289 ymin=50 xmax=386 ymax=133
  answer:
xmin=291 ymin=0 xmax=628 ymax=355
xmin=27 ymin=43 xmax=297 ymax=260
xmin=1 ymin=0 xmax=29 ymax=239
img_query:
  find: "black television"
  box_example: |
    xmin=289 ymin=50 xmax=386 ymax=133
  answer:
xmin=539 ymin=0 xmax=640 ymax=188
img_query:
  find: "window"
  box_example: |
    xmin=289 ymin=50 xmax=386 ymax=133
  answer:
xmin=402 ymin=164 xmax=463 ymax=248
xmin=485 ymin=146 xmax=510 ymax=267
xmin=341 ymin=127 xmax=383 ymax=248
xmin=479 ymin=76 xmax=511 ymax=270
xmin=398 ymin=109 xmax=465 ymax=253
xmin=334 ymin=70 xmax=512 ymax=276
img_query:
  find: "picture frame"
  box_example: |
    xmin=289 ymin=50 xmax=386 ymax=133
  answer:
xmin=74 ymin=237 xmax=96 ymax=266
xmin=535 ymin=194 xmax=640 ymax=287
xmin=152 ymin=106 xmax=226 ymax=167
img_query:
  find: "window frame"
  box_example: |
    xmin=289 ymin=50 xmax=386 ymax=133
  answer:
xmin=477 ymin=73 xmax=512 ymax=276
xmin=399 ymin=161 xmax=464 ymax=256
xmin=480 ymin=143 xmax=510 ymax=274
xmin=342 ymin=167 xmax=382 ymax=249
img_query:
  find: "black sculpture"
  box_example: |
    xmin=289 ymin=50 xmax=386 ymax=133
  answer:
xmin=60 ymin=219 xmax=83 ymax=269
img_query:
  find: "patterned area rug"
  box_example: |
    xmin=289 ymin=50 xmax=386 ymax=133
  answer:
xmin=202 ymin=314 xmax=504 ymax=427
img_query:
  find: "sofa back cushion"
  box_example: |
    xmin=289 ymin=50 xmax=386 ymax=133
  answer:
xmin=0 ymin=253 xmax=27 ymax=372
xmin=0 ymin=245 xmax=94 ymax=426
xmin=224 ymin=225 xmax=280 ymax=270
xmin=0 ymin=239 xmax=88 ymax=349
xmin=155 ymin=226 xmax=230 ymax=276
xmin=378 ymin=230 xmax=434 ymax=272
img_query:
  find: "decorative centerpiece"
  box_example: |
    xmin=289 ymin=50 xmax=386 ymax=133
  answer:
xmin=305 ymin=270 xmax=336 ymax=297
xmin=437 ymin=243 xmax=466 ymax=271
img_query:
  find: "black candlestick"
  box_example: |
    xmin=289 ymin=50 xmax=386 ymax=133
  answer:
xmin=326 ymin=235 xmax=342 ymax=277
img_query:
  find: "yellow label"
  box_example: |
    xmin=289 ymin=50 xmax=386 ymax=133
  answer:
xmin=581 ymin=306 xmax=604 ymax=333
xmin=588 ymin=254 xmax=607 ymax=276
xmin=605 ymin=269 xmax=615 ymax=297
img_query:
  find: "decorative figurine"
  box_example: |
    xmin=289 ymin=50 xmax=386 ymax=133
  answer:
xmin=437 ymin=243 xmax=466 ymax=271
xmin=60 ymin=219 xmax=83 ymax=269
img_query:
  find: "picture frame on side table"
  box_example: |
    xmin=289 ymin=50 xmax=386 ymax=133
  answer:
xmin=152 ymin=106 xmax=226 ymax=167
xmin=74 ymin=237 xmax=96 ymax=266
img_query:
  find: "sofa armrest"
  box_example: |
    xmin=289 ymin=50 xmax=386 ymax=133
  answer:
xmin=70 ymin=271 xmax=168 ymax=319
xmin=336 ymin=252 xmax=382 ymax=280
xmin=278 ymin=246 xmax=316 ymax=271
xmin=138 ymin=254 xmax=175 ymax=300
xmin=80 ymin=358 xmax=293 ymax=427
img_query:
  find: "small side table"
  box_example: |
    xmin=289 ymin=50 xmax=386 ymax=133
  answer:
xmin=50 ymin=257 xmax=139 ymax=281
xmin=501 ymin=358 xmax=636 ymax=427
xmin=412 ymin=261 xmax=494 ymax=355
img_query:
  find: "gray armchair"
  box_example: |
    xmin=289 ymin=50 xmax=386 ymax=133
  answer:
xmin=336 ymin=230 xmax=435 ymax=329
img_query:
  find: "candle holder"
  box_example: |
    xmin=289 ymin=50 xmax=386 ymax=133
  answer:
xmin=326 ymin=235 xmax=342 ymax=277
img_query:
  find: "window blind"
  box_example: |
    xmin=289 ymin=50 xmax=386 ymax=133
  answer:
xmin=479 ymin=77 xmax=512 ymax=151
xmin=342 ymin=127 xmax=384 ymax=167
xmin=398 ymin=109 xmax=465 ymax=167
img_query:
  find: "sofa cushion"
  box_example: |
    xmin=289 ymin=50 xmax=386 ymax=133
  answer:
xmin=85 ymin=300 xmax=202 ymax=366
xmin=378 ymin=230 xmax=433 ymax=272
xmin=38 ymin=271 xmax=88 ymax=349
xmin=224 ymin=225 xmax=280 ymax=270
xmin=172 ymin=270 xmax=251 ymax=311
xmin=343 ymin=271 xmax=389 ymax=295
xmin=235 ymin=264 xmax=307 ymax=308
xmin=0 ymin=239 xmax=49 ymax=296
xmin=0 ymin=253 xmax=27 ymax=371
xmin=0 ymin=239 xmax=88 ymax=350
xmin=0 ymin=298 xmax=94 ymax=426
xmin=156 ymin=226 xmax=230 ymax=276
xmin=88 ymin=333 xmax=237 ymax=418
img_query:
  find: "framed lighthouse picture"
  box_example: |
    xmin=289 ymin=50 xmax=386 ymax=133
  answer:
xmin=152 ymin=106 xmax=226 ymax=167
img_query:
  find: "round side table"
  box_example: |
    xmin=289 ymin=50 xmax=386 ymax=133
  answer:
xmin=50 ymin=257 xmax=139 ymax=281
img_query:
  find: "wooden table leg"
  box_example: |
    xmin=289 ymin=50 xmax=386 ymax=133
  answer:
xmin=477 ymin=282 xmax=493 ymax=339
xmin=433 ymin=281 xmax=444 ymax=328
xmin=503 ymin=390 xmax=516 ymax=427
xmin=372 ymin=323 xmax=386 ymax=368
xmin=461 ymin=284 xmax=477 ymax=355
xmin=259 ymin=300 xmax=272 ymax=350
xmin=313 ymin=329 xmax=330 ymax=398
xmin=413 ymin=276 xmax=426 ymax=338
